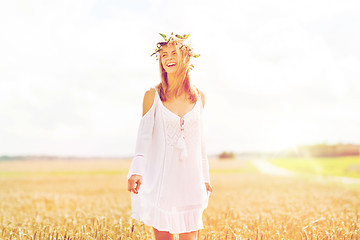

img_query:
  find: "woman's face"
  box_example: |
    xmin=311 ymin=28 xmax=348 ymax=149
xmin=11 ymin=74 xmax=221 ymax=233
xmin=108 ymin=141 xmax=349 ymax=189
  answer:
xmin=160 ymin=44 xmax=180 ymax=74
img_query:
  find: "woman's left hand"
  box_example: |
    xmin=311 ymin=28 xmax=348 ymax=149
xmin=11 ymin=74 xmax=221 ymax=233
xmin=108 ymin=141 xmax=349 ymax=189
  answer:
xmin=205 ymin=182 xmax=213 ymax=194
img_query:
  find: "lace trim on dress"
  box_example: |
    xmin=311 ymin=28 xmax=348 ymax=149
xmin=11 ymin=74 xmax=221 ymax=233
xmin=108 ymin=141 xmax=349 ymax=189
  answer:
xmin=155 ymin=87 xmax=201 ymax=161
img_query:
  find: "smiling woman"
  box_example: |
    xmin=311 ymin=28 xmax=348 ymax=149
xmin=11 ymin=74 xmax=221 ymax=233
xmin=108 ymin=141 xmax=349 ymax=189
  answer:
xmin=127 ymin=33 xmax=212 ymax=240
xmin=161 ymin=46 xmax=178 ymax=73
xmin=155 ymin=33 xmax=200 ymax=105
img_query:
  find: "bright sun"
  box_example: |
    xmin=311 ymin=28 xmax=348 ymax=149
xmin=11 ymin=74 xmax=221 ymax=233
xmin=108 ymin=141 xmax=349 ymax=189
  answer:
xmin=265 ymin=120 xmax=314 ymax=152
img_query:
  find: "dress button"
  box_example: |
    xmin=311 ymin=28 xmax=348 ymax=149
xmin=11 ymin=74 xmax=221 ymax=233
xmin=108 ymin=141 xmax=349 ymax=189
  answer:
xmin=180 ymin=117 xmax=184 ymax=131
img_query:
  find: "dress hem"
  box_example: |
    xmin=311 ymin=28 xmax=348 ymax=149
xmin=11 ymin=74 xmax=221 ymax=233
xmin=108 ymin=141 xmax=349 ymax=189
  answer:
xmin=131 ymin=214 xmax=205 ymax=234
xmin=131 ymin=204 xmax=207 ymax=234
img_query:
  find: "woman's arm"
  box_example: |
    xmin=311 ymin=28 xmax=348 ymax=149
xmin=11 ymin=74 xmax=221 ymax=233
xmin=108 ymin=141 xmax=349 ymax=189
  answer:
xmin=142 ymin=89 xmax=156 ymax=116
xmin=199 ymin=90 xmax=213 ymax=193
xmin=199 ymin=90 xmax=205 ymax=109
xmin=127 ymin=88 xmax=156 ymax=194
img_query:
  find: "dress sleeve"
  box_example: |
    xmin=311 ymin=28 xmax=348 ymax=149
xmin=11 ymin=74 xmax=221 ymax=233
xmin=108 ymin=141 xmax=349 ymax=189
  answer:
xmin=127 ymin=98 xmax=155 ymax=179
xmin=200 ymin=103 xmax=211 ymax=183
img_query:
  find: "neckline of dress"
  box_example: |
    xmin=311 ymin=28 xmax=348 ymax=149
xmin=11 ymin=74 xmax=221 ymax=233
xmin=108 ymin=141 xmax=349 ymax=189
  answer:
xmin=154 ymin=87 xmax=200 ymax=119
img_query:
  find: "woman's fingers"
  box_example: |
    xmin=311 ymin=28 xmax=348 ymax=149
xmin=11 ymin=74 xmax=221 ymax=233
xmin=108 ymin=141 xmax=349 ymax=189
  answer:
xmin=128 ymin=179 xmax=135 ymax=192
xmin=134 ymin=181 xmax=141 ymax=193
xmin=128 ymin=175 xmax=142 ymax=194
xmin=205 ymin=183 xmax=213 ymax=193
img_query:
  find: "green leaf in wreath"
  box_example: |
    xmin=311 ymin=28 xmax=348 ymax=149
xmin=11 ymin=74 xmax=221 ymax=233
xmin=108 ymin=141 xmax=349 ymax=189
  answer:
xmin=159 ymin=33 xmax=167 ymax=41
xmin=175 ymin=34 xmax=185 ymax=39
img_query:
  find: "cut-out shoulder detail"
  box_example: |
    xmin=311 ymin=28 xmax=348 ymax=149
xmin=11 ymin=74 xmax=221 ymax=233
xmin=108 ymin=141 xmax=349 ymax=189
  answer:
xmin=198 ymin=89 xmax=205 ymax=109
xmin=142 ymin=88 xmax=156 ymax=116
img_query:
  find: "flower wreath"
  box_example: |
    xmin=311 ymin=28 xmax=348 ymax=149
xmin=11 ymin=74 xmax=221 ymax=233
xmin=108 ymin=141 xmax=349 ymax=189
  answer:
xmin=151 ymin=33 xmax=200 ymax=69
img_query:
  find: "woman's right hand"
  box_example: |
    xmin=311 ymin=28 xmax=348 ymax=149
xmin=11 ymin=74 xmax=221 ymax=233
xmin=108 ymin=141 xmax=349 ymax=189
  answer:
xmin=128 ymin=175 xmax=143 ymax=194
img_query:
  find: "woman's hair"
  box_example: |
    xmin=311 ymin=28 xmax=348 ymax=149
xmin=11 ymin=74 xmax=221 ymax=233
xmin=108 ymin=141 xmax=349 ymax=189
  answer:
xmin=154 ymin=34 xmax=199 ymax=103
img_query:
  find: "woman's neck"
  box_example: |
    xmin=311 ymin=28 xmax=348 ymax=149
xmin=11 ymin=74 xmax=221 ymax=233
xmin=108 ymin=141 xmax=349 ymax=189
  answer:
xmin=166 ymin=73 xmax=183 ymax=99
xmin=167 ymin=73 xmax=177 ymax=89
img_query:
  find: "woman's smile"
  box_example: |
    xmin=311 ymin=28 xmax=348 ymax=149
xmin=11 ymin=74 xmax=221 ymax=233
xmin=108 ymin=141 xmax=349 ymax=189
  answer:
xmin=160 ymin=44 xmax=179 ymax=74
xmin=166 ymin=62 xmax=177 ymax=68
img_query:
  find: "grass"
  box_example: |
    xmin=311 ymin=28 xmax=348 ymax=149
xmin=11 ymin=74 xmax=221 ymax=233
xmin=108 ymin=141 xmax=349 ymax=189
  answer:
xmin=0 ymin=158 xmax=360 ymax=239
xmin=269 ymin=156 xmax=360 ymax=178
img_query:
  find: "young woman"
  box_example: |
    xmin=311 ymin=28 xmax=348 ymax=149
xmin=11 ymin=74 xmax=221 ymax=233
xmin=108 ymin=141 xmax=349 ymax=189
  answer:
xmin=127 ymin=33 xmax=213 ymax=240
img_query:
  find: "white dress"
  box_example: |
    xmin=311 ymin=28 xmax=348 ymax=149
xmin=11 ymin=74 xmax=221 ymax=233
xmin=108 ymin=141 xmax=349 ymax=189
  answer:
xmin=127 ymin=86 xmax=211 ymax=234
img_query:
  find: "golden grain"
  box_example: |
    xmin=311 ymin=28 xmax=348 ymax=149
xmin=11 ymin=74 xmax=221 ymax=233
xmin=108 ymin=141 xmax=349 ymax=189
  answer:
xmin=0 ymin=159 xmax=359 ymax=239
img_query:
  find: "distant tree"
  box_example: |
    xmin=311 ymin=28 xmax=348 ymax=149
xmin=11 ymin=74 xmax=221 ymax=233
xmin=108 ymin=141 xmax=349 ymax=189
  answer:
xmin=293 ymin=143 xmax=360 ymax=157
xmin=218 ymin=151 xmax=235 ymax=160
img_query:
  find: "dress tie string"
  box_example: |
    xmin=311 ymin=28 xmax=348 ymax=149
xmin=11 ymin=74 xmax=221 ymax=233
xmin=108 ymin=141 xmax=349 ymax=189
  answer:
xmin=175 ymin=117 xmax=187 ymax=161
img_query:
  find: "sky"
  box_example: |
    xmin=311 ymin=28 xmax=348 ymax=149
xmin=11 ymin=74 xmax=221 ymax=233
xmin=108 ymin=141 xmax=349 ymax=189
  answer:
xmin=0 ymin=0 xmax=359 ymax=157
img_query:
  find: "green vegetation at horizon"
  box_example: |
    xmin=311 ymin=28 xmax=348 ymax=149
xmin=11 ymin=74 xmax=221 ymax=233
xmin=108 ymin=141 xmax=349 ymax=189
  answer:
xmin=269 ymin=156 xmax=360 ymax=178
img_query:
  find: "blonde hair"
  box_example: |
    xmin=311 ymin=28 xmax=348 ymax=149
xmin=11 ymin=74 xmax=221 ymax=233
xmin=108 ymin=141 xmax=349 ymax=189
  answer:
xmin=157 ymin=42 xmax=198 ymax=103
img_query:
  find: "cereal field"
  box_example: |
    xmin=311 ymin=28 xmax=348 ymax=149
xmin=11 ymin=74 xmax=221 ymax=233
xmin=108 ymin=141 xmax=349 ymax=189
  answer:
xmin=0 ymin=158 xmax=359 ymax=239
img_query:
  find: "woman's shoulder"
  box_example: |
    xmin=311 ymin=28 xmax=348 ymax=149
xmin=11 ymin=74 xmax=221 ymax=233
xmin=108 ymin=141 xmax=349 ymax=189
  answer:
xmin=194 ymin=86 xmax=205 ymax=108
xmin=144 ymin=87 xmax=156 ymax=99
xmin=142 ymin=87 xmax=157 ymax=116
